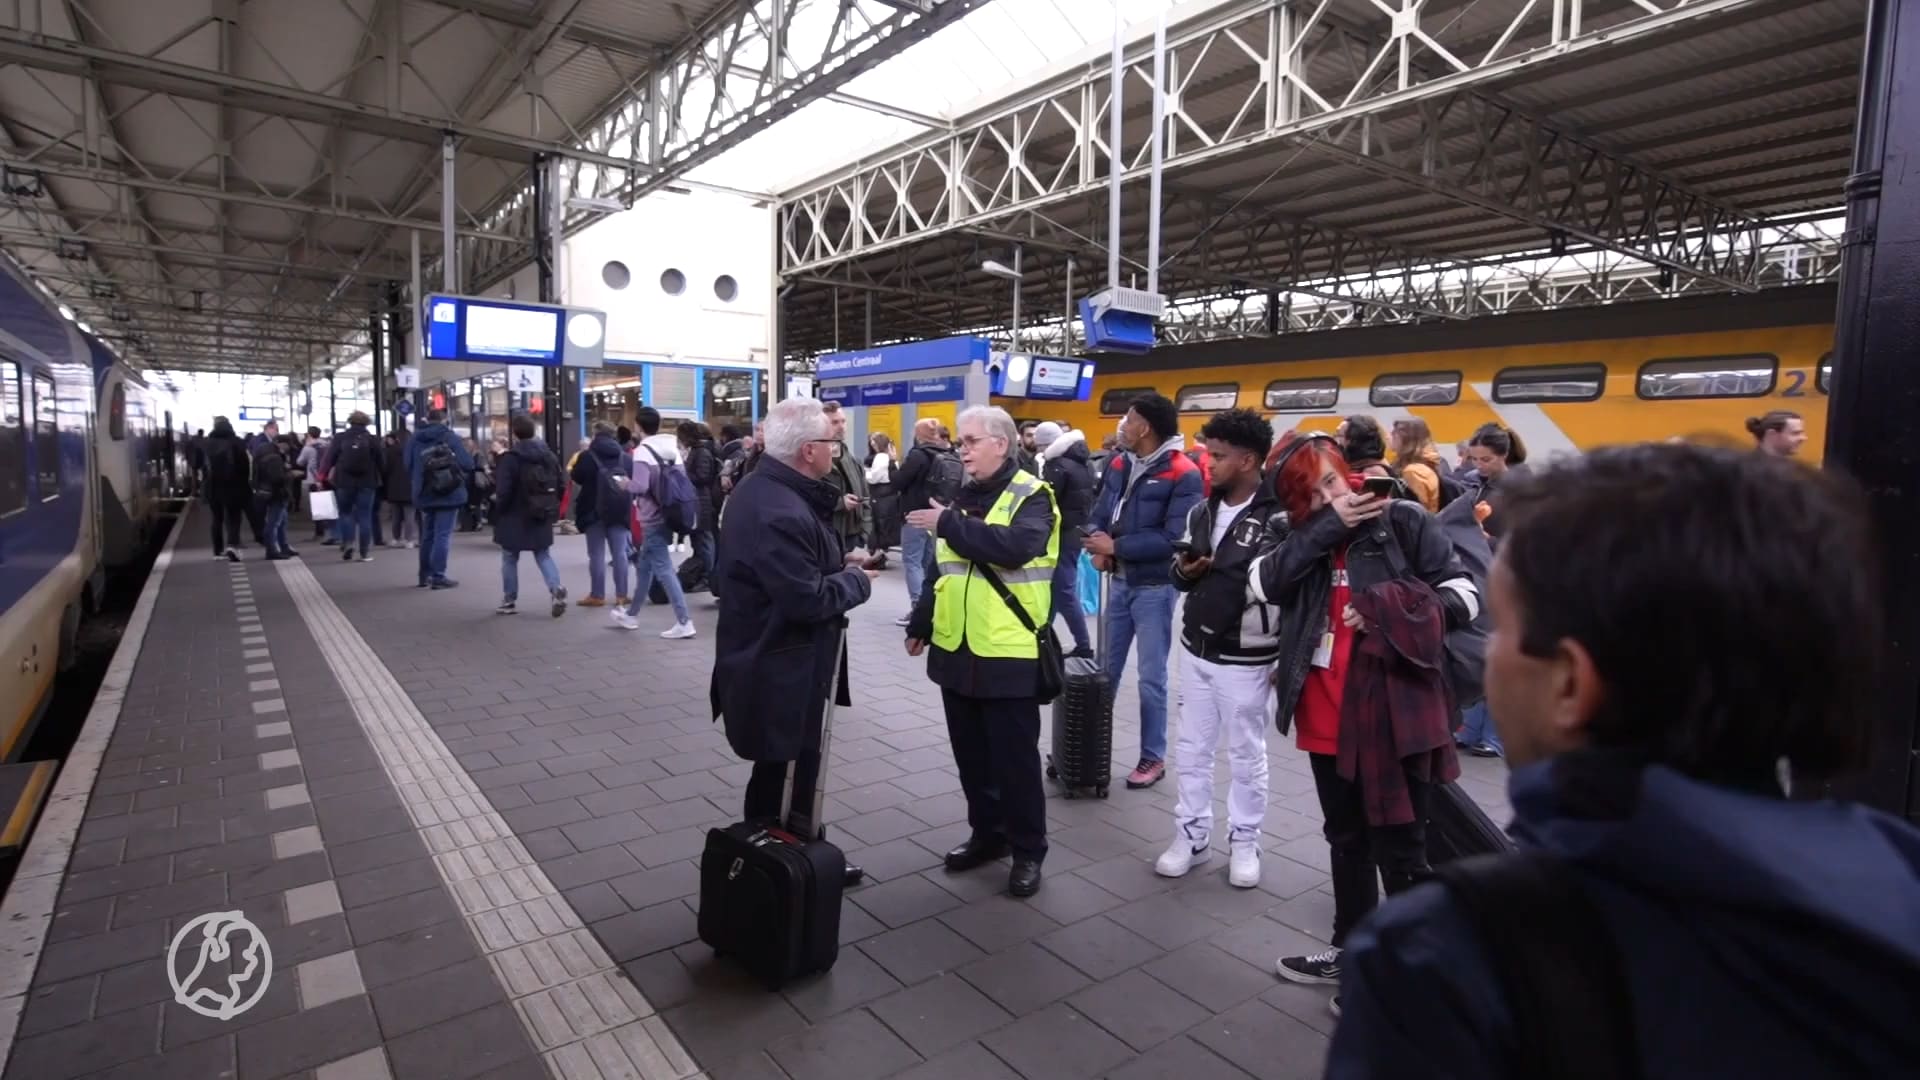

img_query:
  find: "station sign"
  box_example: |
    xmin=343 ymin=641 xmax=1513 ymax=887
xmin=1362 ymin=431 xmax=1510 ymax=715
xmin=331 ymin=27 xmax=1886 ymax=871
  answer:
xmin=909 ymin=376 xmax=965 ymax=403
xmin=423 ymin=294 xmax=607 ymax=368
xmin=818 ymin=384 xmax=858 ymax=406
xmin=237 ymin=406 xmax=275 ymax=422
xmin=816 ymin=335 xmax=989 ymax=379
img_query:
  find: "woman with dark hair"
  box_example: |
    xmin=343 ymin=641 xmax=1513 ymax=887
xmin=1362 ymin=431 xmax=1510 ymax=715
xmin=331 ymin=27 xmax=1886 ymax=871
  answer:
xmin=1337 ymin=415 xmax=1392 ymax=477
xmin=1253 ymin=432 xmax=1479 ymax=1012
xmin=864 ymin=431 xmax=900 ymax=567
xmin=1454 ymin=422 xmax=1530 ymax=759
xmin=677 ymin=419 xmax=721 ymax=585
xmin=1746 ymin=409 xmax=1806 ymax=458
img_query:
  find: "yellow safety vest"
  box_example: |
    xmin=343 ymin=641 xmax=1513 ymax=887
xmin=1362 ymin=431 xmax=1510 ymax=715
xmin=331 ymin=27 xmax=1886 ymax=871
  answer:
xmin=931 ymin=470 xmax=1059 ymax=658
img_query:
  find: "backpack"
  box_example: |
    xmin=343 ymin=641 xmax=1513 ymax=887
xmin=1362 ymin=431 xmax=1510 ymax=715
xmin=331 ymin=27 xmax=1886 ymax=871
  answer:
xmin=1380 ymin=500 xmax=1494 ymax=707
xmin=334 ymin=429 xmax=375 ymax=483
xmin=1434 ymin=467 xmax=1469 ymax=510
xmin=600 ymin=454 xmax=633 ymax=517
xmin=419 ymin=441 xmax=463 ymax=498
xmin=925 ymin=447 xmax=964 ymax=505
xmin=1433 ymin=852 xmax=1641 ymax=1080
xmin=521 ymin=451 xmax=561 ymax=523
xmin=643 ymin=446 xmax=700 ymax=534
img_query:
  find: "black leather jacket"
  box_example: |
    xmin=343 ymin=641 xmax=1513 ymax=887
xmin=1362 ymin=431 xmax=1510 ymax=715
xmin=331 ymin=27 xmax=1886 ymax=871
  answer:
xmin=1250 ymin=500 xmax=1477 ymax=735
xmin=1170 ymin=488 xmax=1286 ymax=665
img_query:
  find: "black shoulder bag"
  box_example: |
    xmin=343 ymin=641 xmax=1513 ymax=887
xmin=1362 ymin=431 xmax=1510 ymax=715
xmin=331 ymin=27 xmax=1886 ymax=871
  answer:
xmin=971 ymin=563 xmax=1065 ymax=702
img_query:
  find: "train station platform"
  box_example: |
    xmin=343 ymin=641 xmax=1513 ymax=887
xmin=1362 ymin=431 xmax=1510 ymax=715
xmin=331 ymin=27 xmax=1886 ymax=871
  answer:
xmin=0 ymin=504 xmax=1511 ymax=1080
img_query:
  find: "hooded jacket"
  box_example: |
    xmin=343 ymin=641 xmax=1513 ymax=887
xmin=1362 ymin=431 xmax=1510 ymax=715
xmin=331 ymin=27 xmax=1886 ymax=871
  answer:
xmin=202 ymin=419 xmax=251 ymax=502
xmin=404 ymin=421 xmax=475 ymax=510
xmin=1089 ymin=436 xmax=1205 ymax=587
xmin=1040 ymin=429 xmax=1095 ymax=535
xmin=568 ymin=432 xmax=631 ymax=529
xmin=1328 ymin=750 xmax=1920 ymax=1079
xmin=383 ymin=435 xmax=413 ymax=504
xmin=492 ymin=438 xmax=561 ymax=553
xmin=822 ymin=440 xmax=873 ymax=540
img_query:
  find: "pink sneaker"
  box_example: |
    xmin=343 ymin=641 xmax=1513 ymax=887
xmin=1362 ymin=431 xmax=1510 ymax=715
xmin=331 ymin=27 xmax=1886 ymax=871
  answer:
xmin=1125 ymin=759 xmax=1166 ymax=789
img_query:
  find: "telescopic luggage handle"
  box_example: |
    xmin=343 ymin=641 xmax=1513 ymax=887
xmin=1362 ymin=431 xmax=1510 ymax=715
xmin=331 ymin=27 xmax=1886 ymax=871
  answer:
xmin=780 ymin=623 xmax=847 ymax=837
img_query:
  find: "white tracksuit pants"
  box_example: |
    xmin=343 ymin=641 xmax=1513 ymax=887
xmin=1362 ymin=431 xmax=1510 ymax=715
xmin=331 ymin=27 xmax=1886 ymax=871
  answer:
xmin=1173 ymin=649 xmax=1273 ymax=845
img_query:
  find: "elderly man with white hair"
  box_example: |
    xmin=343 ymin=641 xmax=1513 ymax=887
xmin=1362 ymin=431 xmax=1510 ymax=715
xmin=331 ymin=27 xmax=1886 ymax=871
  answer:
xmin=904 ymin=405 xmax=1060 ymax=898
xmin=711 ymin=397 xmax=880 ymax=885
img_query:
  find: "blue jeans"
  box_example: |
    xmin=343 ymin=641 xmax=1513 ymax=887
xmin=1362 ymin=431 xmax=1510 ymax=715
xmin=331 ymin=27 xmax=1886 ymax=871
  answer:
xmin=501 ymin=547 xmax=562 ymax=602
xmin=333 ymin=486 xmax=376 ymax=555
xmin=1050 ymin=554 xmax=1091 ymax=654
xmin=264 ymin=502 xmax=289 ymax=553
xmin=900 ymin=523 xmax=932 ymax=606
xmin=693 ymin=528 xmax=717 ymax=579
xmin=624 ymin=527 xmax=690 ymax=623
xmin=1457 ymin=701 xmax=1504 ymax=754
xmin=1104 ymin=577 xmax=1175 ymax=763
xmin=418 ymin=507 xmax=457 ymax=584
xmin=584 ymin=522 xmax=631 ymax=600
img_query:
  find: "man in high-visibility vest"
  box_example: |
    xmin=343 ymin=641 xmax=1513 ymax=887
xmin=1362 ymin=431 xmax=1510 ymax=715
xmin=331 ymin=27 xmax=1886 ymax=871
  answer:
xmin=904 ymin=405 xmax=1059 ymax=899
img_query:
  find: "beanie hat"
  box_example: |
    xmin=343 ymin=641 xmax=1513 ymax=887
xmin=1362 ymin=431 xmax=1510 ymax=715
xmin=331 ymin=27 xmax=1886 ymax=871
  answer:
xmin=1032 ymin=421 xmax=1065 ymax=451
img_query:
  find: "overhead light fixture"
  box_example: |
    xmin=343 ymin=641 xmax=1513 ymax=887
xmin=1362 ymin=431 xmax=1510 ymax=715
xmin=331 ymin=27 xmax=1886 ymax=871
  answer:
xmin=2 ymin=168 xmax=44 ymax=198
xmin=56 ymin=304 xmax=74 ymax=321
xmin=981 ymin=259 xmax=1021 ymax=281
xmin=57 ymin=239 xmax=87 ymax=261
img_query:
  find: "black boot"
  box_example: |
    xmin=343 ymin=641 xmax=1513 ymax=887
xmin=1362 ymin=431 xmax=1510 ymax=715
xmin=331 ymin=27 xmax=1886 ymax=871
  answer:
xmin=944 ymin=835 xmax=1010 ymax=873
xmin=1008 ymin=858 xmax=1042 ymax=898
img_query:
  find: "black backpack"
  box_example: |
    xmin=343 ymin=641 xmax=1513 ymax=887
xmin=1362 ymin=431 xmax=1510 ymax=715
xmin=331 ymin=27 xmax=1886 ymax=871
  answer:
xmin=335 ymin=429 xmax=376 ymax=483
xmin=599 ymin=453 xmax=633 ymax=518
xmin=1433 ymin=852 xmax=1641 ymax=1080
xmin=522 ymin=451 xmax=561 ymax=523
xmin=925 ymin=447 xmax=964 ymax=505
xmin=1434 ymin=467 xmax=1470 ymax=510
xmin=419 ymin=441 xmax=462 ymax=498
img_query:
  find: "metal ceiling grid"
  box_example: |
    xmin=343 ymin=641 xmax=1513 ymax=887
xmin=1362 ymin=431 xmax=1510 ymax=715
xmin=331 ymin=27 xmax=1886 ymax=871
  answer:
xmin=774 ymin=0 xmax=1863 ymax=358
xmin=0 ymin=0 xmax=987 ymax=376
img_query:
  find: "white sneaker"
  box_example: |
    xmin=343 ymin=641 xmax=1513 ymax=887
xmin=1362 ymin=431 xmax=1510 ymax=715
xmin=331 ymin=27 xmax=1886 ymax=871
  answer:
xmin=1228 ymin=840 xmax=1261 ymax=888
xmin=1154 ymin=836 xmax=1210 ymax=878
xmin=610 ymin=610 xmax=639 ymax=631
xmin=661 ymin=621 xmax=696 ymax=640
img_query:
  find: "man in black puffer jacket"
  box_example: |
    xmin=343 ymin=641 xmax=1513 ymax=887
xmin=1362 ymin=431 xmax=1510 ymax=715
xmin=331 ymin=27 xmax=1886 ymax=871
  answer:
xmin=203 ymin=416 xmax=252 ymax=561
xmin=1034 ymin=421 xmax=1095 ymax=658
xmin=568 ymin=422 xmax=634 ymax=607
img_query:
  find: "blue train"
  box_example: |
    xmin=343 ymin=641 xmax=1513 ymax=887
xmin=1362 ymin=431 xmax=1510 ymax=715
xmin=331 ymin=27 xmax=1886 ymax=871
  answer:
xmin=0 ymin=254 xmax=186 ymax=852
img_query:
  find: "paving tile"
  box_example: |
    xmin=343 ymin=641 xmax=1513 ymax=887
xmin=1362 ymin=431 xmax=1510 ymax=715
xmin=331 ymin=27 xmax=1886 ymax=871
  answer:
xmin=865 ymin=972 xmax=1012 ymax=1058
xmin=382 ymin=1001 xmax=538 ymax=1080
xmin=623 ymin=825 xmax=708 ymax=868
xmin=235 ymin=995 xmax=382 ymax=1079
xmin=1186 ymin=998 xmax=1328 ymax=1080
xmin=850 ymin=873 xmax=964 ymax=929
xmin=765 ymin=1006 xmax=923 ymax=1080
xmin=608 ymin=859 xmax=700 ymax=910
xmin=592 ymin=899 xmax=699 ymax=962
xmin=1069 ymin=967 xmax=1213 ymax=1053
xmin=336 ymin=857 xmax=443 ymax=909
xmin=1036 ymin=913 xmax=1164 ymax=981
xmin=1146 ymin=940 xmax=1284 ymax=1013
xmin=560 ymin=810 xmax=655 ymax=851
xmin=661 ymin=987 xmax=810 ymax=1069
xmin=980 ymin=1001 xmax=1135 ymax=1080
xmin=272 ymin=824 xmax=325 ymax=859
xmin=857 ymin=919 xmax=984 ymax=987
xmin=14 ymin=977 xmax=97 ymax=1038
xmin=368 ymin=956 xmax=508 ymax=1039
xmin=345 ymin=887 xmax=462 ymax=945
xmin=353 ymin=920 xmax=481 ymax=989
xmin=1106 ymin=1034 xmax=1259 ymax=1080
xmin=890 ymin=1041 xmax=1024 ymax=1080
xmin=315 ymin=1047 xmax=394 ymax=1080
xmin=543 ymin=845 xmax=641 ymax=890
xmin=285 ymin=879 xmax=346 ymax=925
xmin=781 ymin=946 xmax=903 ymax=1023
xmin=297 ymin=950 xmax=368 ymax=1010
xmin=937 ymin=894 xmax=1061 ymax=954
xmin=1106 ymin=892 xmax=1232 ymax=951
xmin=956 ymin=939 xmax=1092 ymax=1016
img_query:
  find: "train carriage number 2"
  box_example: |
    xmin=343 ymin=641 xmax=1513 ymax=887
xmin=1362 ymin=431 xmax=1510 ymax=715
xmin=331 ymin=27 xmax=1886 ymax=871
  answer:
xmin=1782 ymin=370 xmax=1806 ymax=397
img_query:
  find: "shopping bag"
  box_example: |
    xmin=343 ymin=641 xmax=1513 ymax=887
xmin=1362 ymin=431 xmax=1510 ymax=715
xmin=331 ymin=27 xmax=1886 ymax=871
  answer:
xmin=1077 ymin=550 xmax=1100 ymax=616
xmin=309 ymin=489 xmax=339 ymax=521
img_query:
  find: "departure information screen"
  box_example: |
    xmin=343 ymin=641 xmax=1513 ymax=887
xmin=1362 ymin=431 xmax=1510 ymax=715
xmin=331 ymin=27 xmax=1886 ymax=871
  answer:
xmin=464 ymin=303 xmax=562 ymax=361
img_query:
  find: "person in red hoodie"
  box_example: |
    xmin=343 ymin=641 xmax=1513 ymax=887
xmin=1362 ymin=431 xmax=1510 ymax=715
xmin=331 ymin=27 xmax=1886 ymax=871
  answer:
xmin=1249 ymin=432 xmax=1477 ymax=1017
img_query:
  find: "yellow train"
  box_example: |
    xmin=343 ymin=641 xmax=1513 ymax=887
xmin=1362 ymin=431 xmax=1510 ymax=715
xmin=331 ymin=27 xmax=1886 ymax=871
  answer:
xmin=996 ymin=286 xmax=1836 ymax=462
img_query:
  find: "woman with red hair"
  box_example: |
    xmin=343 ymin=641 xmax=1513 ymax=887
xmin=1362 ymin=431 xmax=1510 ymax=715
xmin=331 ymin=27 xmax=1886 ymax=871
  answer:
xmin=1250 ymin=432 xmax=1481 ymax=1017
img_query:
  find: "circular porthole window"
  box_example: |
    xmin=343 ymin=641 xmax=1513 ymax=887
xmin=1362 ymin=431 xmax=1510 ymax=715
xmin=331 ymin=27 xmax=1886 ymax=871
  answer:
xmin=602 ymin=260 xmax=631 ymax=289
xmin=713 ymin=274 xmax=738 ymax=303
xmin=660 ymin=268 xmax=686 ymax=295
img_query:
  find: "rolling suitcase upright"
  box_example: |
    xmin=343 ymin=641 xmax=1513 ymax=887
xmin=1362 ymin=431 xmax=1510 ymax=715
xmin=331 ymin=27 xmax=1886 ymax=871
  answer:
xmin=696 ymin=629 xmax=847 ymax=990
xmin=1046 ymin=557 xmax=1112 ymax=799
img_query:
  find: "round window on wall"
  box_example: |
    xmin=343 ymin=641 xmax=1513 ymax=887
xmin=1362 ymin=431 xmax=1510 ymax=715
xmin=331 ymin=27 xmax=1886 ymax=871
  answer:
xmin=602 ymin=260 xmax=631 ymax=289
xmin=660 ymin=268 xmax=686 ymax=295
xmin=713 ymin=274 xmax=738 ymax=303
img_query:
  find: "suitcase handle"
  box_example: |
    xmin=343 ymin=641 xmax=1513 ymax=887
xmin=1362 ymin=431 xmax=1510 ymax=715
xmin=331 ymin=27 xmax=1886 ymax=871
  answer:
xmin=779 ymin=624 xmax=846 ymax=838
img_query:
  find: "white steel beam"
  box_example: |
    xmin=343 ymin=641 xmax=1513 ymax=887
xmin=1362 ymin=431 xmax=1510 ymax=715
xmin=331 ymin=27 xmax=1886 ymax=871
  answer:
xmin=776 ymin=0 xmax=1774 ymax=288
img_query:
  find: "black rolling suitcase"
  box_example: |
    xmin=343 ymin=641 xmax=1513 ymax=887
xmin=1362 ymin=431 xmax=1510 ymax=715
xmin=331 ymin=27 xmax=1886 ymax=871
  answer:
xmin=1046 ymin=562 xmax=1112 ymax=799
xmin=696 ymin=630 xmax=846 ymax=990
xmin=1427 ymin=779 xmax=1515 ymax=864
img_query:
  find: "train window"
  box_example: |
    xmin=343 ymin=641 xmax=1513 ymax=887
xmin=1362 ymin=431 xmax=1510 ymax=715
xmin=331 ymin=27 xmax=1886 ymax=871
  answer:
xmin=109 ymin=381 xmax=126 ymax=440
xmin=0 ymin=361 xmax=22 ymax=516
xmin=1369 ymin=371 xmax=1461 ymax=407
xmin=1175 ymin=383 xmax=1239 ymax=412
xmin=31 ymin=371 xmax=56 ymax=497
xmin=1263 ymin=377 xmax=1340 ymax=413
xmin=1492 ymin=363 xmax=1607 ymax=404
xmin=1817 ymin=352 xmax=1832 ymax=394
xmin=1098 ymin=387 xmax=1155 ymax=416
xmin=1636 ymin=355 xmax=1777 ymax=400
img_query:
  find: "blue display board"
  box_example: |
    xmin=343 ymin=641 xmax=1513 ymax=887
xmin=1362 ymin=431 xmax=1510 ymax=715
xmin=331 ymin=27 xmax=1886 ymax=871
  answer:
xmin=818 ymin=384 xmax=858 ymax=406
xmin=816 ymin=335 xmax=989 ymax=379
xmin=909 ymin=376 xmax=965 ymax=402
xmin=857 ymin=381 xmax=909 ymax=405
xmin=1026 ymin=357 xmax=1085 ymax=401
xmin=423 ymin=294 xmax=608 ymax=367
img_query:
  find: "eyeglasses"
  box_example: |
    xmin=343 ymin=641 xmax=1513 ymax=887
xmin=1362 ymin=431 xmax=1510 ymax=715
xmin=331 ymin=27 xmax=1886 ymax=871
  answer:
xmin=958 ymin=434 xmax=1003 ymax=450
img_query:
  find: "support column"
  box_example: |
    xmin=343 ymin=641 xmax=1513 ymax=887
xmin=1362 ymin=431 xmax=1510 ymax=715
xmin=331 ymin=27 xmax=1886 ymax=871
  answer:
xmin=1827 ymin=0 xmax=1919 ymax=822
xmin=441 ymin=133 xmax=458 ymax=293
xmin=369 ymin=308 xmax=386 ymax=436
